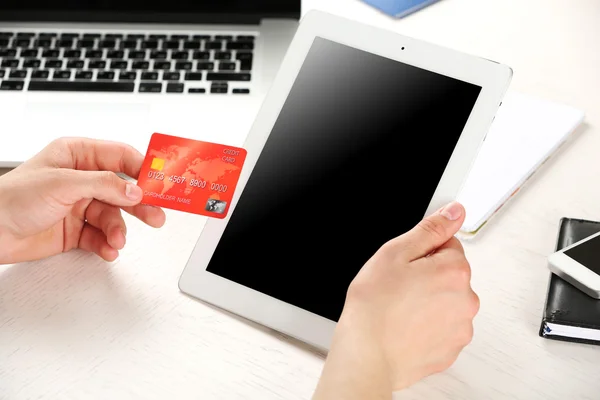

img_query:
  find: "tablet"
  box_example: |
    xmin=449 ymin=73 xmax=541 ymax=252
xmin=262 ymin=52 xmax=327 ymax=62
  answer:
xmin=178 ymin=10 xmax=512 ymax=351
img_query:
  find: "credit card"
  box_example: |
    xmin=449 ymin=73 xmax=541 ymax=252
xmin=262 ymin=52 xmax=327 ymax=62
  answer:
xmin=136 ymin=132 xmax=247 ymax=219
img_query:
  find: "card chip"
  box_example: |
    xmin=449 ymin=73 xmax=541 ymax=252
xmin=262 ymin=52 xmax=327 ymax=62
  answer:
xmin=150 ymin=157 xmax=165 ymax=171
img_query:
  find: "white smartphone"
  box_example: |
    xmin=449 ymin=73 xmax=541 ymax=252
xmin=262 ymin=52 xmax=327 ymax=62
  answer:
xmin=548 ymin=230 xmax=600 ymax=299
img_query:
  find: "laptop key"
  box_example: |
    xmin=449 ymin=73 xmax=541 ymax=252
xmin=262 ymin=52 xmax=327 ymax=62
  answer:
xmin=163 ymin=72 xmax=180 ymax=81
xmin=185 ymin=72 xmax=203 ymax=81
xmin=67 ymin=60 xmax=85 ymax=69
xmin=0 ymin=80 xmax=25 ymax=91
xmin=236 ymin=35 xmax=256 ymax=41
xmin=188 ymin=88 xmax=206 ymax=93
xmin=31 ymin=70 xmax=50 ymax=79
xmin=153 ymin=61 xmax=171 ymax=70
xmin=110 ymin=60 xmax=128 ymax=69
xmin=78 ymin=39 xmax=96 ymax=48
xmin=192 ymin=51 xmax=210 ymax=60
xmin=149 ymin=34 xmax=167 ymax=40
xmin=215 ymin=35 xmax=233 ymax=40
xmin=215 ymin=52 xmax=231 ymax=60
xmin=128 ymin=51 xmax=146 ymax=60
xmin=170 ymin=35 xmax=189 ymax=40
xmin=28 ymin=81 xmax=135 ymax=92
xmin=205 ymin=41 xmax=222 ymax=50
xmin=35 ymin=39 xmax=53 ymax=48
xmin=206 ymin=73 xmax=250 ymax=81
xmin=183 ymin=41 xmax=201 ymax=50
xmin=57 ymin=39 xmax=74 ymax=47
xmin=141 ymin=72 xmax=158 ymax=80
xmin=119 ymin=71 xmax=137 ymax=80
xmin=171 ymin=51 xmax=189 ymax=60
xmin=99 ymin=40 xmax=116 ymax=48
xmin=2 ymin=59 xmax=20 ymax=68
xmin=85 ymin=50 xmax=103 ymax=58
xmin=9 ymin=70 xmax=27 ymax=79
xmin=75 ymin=70 xmax=93 ymax=80
xmin=0 ymin=70 xmax=4 ymax=78
xmin=150 ymin=51 xmax=167 ymax=59
xmin=42 ymin=49 xmax=60 ymax=58
xmin=0 ymin=32 xmax=14 ymax=38
xmin=175 ymin=62 xmax=192 ymax=71
xmin=226 ymin=41 xmax=254 ymax=50
xmin=132 ymin=61 xmax=150 ymax=70
xmin=23 ymin=59 xmax=41 ymax=68
xmin=15 ymin=39 xmax=31 ymax=47
xmin=166 ymin=83 xmax=184 ymax=93
xmin=88 ymin=60 xmax=107 ymax=69
xmin=64 ymin=50 xmax=82 ymax=58
xmin=44 ymin=59 xmax=63 ymax=69
xmin=0 ymin=39 xmax=9 ymax=47
xmin=163 ymin=41 xmax=180 ymax=50
xmin=121 ymin=40 xmax=137 ymax=49
xmin=97 ymin=71 xmax=115 ymax=80
xmin=0 ymin=49 xmax=17 ymax=57
xmin=105 ymin=34 xmax=123 ymax=39
xmin=53 ymin=70 xmax=71 ymax=79
xmin=232 ymin=88 xmax=250 ymax=94
xmin=60 ymin=33 xmax=79 ymax=39
xmin=219 ymin=62 xmax=236 ymax=71
xmin=127 ymin=34 xmax=145 ymax=40
xmin=107 ymin=50 xmax=125 ymax=59
xmin=21 ymin=49 xmax=39 ymax=58
xmin=210 ymin=84 xmax=228 ymax=94
xmin=83 ymin=33 xmax=101 ymax=39
xmin=196 ymin=62 xmax=214 ymax=71
xmin=141 ymin=40 xmax=159 ymax=49
xmin=139 ymin=82 xmax=162 ymax=93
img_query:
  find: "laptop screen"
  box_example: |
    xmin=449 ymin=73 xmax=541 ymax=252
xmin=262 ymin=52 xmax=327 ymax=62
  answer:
xmin=0 ymin=1 xmax=300 ymax=24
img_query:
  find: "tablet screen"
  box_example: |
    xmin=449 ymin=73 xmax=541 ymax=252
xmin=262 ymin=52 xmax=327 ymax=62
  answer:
xmin=206 ymin=37 xmax=482 ymax=322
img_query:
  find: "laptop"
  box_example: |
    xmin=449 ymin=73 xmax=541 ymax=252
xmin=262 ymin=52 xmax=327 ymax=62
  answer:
xmin=0 ymin=1 xmax=300 ymax=167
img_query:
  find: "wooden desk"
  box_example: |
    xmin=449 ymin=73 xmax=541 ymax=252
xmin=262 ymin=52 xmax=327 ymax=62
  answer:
xmin=2 ymin=0 xmax=600 ymax=398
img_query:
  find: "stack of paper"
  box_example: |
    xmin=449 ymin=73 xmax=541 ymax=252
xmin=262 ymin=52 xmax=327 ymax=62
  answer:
xmin=456 ymin=92 xmax=585 ymax=238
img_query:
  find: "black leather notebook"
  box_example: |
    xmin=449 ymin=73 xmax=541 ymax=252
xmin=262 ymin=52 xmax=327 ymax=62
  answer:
xmin=539 ymin=217 xmax=600 ymax=345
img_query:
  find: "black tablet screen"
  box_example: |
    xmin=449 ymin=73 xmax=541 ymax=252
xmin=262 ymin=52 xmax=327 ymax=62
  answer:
xmin=206 ymin=37 xmax=482 ymax=322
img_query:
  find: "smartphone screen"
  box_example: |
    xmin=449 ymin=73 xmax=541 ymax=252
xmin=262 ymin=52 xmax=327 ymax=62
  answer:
xmin=564 ymin=234 xmax=600 ymax=274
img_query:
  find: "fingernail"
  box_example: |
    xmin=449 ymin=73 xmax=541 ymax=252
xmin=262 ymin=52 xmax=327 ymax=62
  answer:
xmin=125 ymin=183 xmax=142 ymax=200
xmin=440 ymin=202 xmax=462 ymax=221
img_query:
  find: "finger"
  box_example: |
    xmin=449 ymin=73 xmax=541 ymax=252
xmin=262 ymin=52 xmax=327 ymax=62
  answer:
xmin=392 ymin=201 xmax=466 ymax=261
xmin=433 ymin=236 xmax=464 ymax=255
xmin=56 ymin=169 xmax=143 ymax=207
xmin=85 ymin=200 xmax=127 ymax=250
xmin=41 ymin=137 xmax=145 ymax=179
xmin=78 ymin=223 xmax=119 ymax=262
xmin=122 ymin=204 xmax=167 ymax=228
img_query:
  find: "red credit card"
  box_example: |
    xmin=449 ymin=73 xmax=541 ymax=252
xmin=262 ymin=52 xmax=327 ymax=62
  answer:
xmin=136 ymin=132 xmax=247 ymax=218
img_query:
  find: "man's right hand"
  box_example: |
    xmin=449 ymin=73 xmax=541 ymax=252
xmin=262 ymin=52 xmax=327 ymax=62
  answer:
xmin=313 ymin=201 xmax=479 ymax=399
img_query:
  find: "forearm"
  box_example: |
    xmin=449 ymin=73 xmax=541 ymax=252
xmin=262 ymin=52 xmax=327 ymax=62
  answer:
xmin=313 ymin=313 xmax=392 ymax=400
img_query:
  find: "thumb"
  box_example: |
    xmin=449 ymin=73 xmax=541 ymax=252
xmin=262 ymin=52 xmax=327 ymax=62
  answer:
xmin=395 ymin=201 xmax=466 ymax=261
xmin=57 ymin=169 xmax=144 ymax=207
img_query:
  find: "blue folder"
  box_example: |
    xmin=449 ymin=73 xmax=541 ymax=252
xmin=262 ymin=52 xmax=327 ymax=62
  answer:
xmin=362 ymin=0 xmax=442 ymax=18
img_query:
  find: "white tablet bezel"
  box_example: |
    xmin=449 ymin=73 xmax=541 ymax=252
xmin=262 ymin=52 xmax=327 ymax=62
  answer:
xmin=178 ymin=10 xmax=513 ymax=351
xmin=548 ymin=231 xmax=600 ymax=299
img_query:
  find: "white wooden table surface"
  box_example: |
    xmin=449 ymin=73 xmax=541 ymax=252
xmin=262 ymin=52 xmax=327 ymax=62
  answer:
xmin=2 ymin=0 xmax=600 ymax=399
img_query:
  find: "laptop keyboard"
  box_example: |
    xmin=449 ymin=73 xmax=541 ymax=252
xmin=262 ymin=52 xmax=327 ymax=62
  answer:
xmin=0 ymin=31 xmax=254 ymax=94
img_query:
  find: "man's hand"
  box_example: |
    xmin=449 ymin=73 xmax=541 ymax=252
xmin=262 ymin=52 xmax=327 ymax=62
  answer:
xmin=0 ymin=137 xmax=166 ymax=264
xmin=313 ymin=202 xmax=479 ymax=399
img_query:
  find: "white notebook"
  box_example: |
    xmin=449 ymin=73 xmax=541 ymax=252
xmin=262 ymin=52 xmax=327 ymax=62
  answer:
xmin=456 ymin=92 xmax=585 ymax=237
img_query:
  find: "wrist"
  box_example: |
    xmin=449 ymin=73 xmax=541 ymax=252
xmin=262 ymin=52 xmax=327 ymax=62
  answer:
xmin=313 ymin=308 xmax=392 ymax=400
xmin=0 ymin=181 xmax=12 ymax=264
